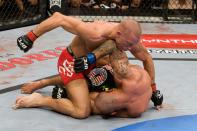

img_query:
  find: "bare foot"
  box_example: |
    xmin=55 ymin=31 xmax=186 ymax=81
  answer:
xmin=13 ymin=93 xmax=43 ymax=109
xmin=21 ymin=81 xmax=44 ymax=94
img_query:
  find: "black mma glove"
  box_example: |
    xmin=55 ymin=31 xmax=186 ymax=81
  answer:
xmin=52 ymin=85 xmax=67 ymax=99
xmin=17 ymin=31 xmax=37 ymax=53
xmin=74 ymin=53 xmax=96 ymax=73
xmin=151 ymin=83 xmax=163 ymax=107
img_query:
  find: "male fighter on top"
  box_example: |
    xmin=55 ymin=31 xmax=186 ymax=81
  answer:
xmin=14 ymin=43 xmax=152 ymax=118
xmin=16 ymin=12 xmax=163 ymax=118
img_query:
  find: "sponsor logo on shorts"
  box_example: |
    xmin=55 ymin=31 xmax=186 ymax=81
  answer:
xmin=58 ymin=59 xmax=74 ymax=77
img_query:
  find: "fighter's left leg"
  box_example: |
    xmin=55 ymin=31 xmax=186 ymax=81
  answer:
xmin=14 ymin=79 xmax=91 ymax=119
xmin=13 ymin=93 xmax=44 ymax=109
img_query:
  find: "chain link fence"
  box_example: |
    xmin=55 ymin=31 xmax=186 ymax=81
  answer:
xmin=67 ymin=0 xmax=197 ymax=23
xmin=0 ymin=0 xmax=47 ymax=31
xmin=0 ymin=0 xmax=196 ymax=31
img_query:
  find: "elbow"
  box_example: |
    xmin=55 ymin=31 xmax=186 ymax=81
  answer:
xmin=71 ymin=110 xmax=90 ymax=119
xmin=140 ymin=54 xmax=153 ymax=67
xmin=52 ymin=12 xmax=65 ymax=26
xmin=52 ymin=12 xmax=63 ymax=18
xmin=94 ymin=95 xmax=109 ymax=114
xmin=142 ymin=53 xmax=153 ymax=62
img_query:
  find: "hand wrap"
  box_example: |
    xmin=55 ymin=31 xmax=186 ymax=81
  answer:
xmin=151 ymin=83 xmax=163 ymax=106
xmin=17 ymin=31 xmax=37 ymax=52
xmin=74 ymin=53 xmax=96 ymax=73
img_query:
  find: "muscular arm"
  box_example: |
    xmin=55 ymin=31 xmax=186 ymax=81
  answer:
xmin=33 ymin=12 xmax=97 ymax=39
xmin=74 ymin=40 xmax=117 ymax=72
xmin=130 ymin=44 xmax=155 ymax=84
xmin=33 ymin=12 xmax=83 ymax=37
xmin=93 ymin=49 xmax=130 ymax=115
xmin=143 ymin=55 xmax=155 ymax=84
xmin=92 ymin=40 xmax=117 ymax=60
xmin=130 ymin=44 xmax=164 ymax=108
xmin=92 ymin=40 xmax=130 ymax=78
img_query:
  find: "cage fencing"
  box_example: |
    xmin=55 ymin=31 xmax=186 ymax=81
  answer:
xmin=0 ymin=0 xmax=196 ymax=31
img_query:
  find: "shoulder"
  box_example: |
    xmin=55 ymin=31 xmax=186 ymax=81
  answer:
xmin=130 ymin=43 xmax=147 ymax=53
xmin=129 ymin=43 xmax=151 ymax=60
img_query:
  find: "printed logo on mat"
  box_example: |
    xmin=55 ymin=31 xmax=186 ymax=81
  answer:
xmin=142 ymin=34 xmax=197 ymax=49
xmin=148 ymin=49 xmax=197 ymax=54
xmin=0 ymin=46 xmax=66 ymax=71
xmin=0 ymin=46 xmax=197 ymax=72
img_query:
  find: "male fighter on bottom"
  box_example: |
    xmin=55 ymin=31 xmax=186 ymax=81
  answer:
xmin=90 ymin=49 xmax=152 ymax=117
xmin=13 ymin=48 xmax=152 ymax=118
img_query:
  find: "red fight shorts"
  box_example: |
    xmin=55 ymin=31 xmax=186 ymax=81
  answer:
xmin=57 ymin=48 xmax=95 ymax=86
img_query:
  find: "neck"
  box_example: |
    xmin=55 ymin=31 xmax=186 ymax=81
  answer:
xmin=103 ymin=25 xmax=117 ymax=39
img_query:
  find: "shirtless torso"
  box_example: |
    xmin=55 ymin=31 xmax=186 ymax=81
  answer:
xmin=69 ymin=21 xmax=117 ymax=57
xmin=90 ymin=49 xmax=152 ymax=117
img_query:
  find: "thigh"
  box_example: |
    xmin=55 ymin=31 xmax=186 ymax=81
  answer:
xmin=65 ymin=79 xmax=90 ymax=109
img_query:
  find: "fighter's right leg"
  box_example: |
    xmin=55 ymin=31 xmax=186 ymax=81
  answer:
xmin=21 ymin=75 xmax=63 ymax=94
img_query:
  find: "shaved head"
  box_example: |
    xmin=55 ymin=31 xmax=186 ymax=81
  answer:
xmin=120 ymin=19 xmax=141 ymax=35
xmin=119 ymin=19 xmax=141 ymax=44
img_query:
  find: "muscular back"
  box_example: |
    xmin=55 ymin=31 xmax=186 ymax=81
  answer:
xmin=70 ymin=21 xmax=117 ymax=57
xmin=118 ymin=65 xmax=151 ymax=97
xmin=92 ymin=48 xmax=152 ymax=117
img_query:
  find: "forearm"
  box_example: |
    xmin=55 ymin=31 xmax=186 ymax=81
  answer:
xmin=73 ymin=40 xmax=116 ymax=73
xmin=41 ymin=75 xmax=63 ymax=87
xmin=92 ymin=40 xmax=116 ymax=60
xmin=33 ymin=14 xmax=62 ymax=37
xmin=143 ymin=55 xmax=155 ymax=84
